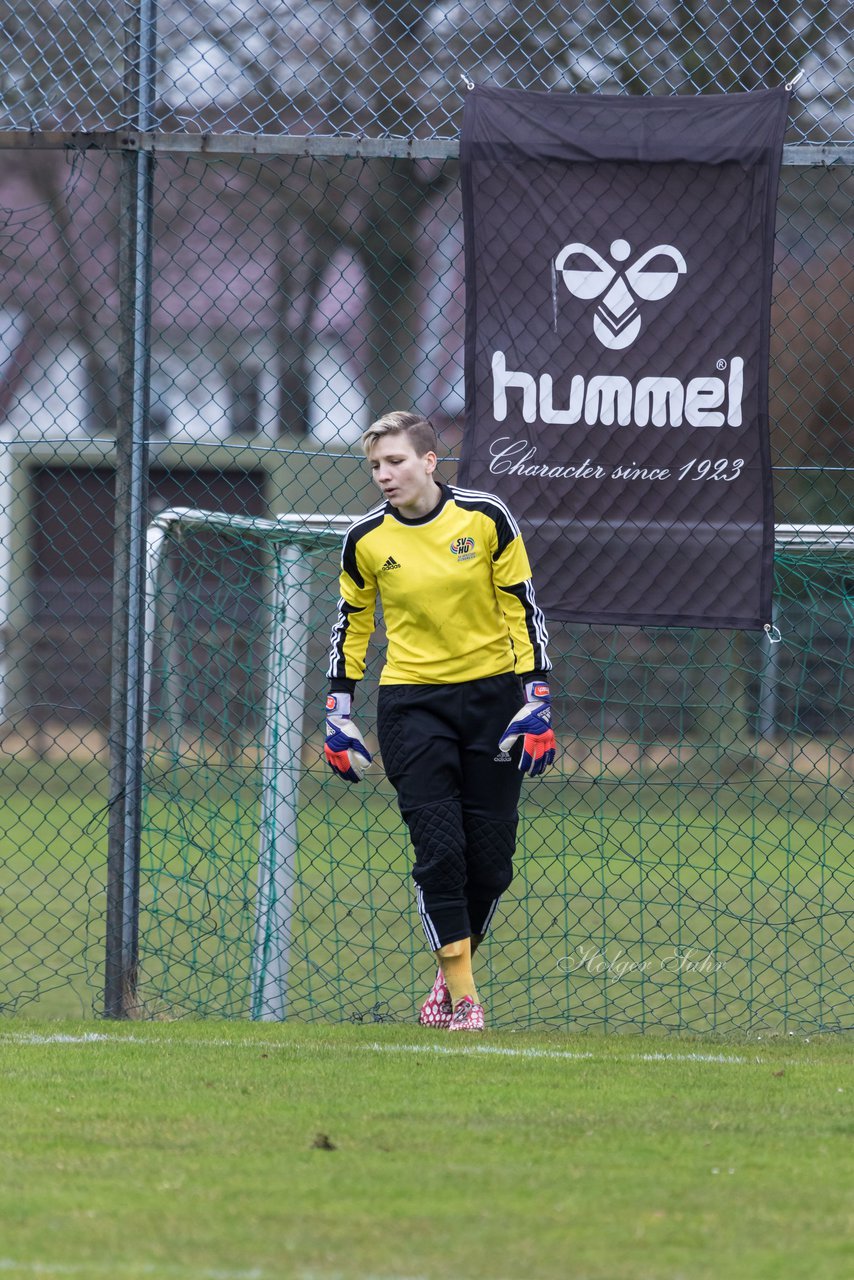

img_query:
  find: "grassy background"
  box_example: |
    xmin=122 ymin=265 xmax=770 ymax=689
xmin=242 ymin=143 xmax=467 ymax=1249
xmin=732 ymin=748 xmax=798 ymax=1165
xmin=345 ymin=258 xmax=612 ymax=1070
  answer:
xmin=137 ymin=760 xmax=853 ymax=1033
xmin=0 ymin=760 xmax=108 ymax=1018
xmin=0 ymin=758 xmax=851 ymax=1033
xmin=1 ymin=1019 xmax=851 ymax=1280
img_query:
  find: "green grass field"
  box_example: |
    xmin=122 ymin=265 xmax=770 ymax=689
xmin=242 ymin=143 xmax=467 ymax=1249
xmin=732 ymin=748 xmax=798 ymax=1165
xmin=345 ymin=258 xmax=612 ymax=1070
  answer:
xmin=1 ymin=1019 xmax=851 ymax=1280
xmin=1 ymin=760 xmax=851 ymax=1278
xmin=0 ymin=760 xmax=108 ymax=1018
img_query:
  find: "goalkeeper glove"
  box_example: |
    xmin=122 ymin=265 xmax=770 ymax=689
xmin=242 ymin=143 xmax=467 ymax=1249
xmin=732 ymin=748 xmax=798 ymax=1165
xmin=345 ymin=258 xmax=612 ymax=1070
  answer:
xmin=499 ymin=680 xmax=556 ymax=777
xmin=324 ymin=692 xmax=372 ymax=782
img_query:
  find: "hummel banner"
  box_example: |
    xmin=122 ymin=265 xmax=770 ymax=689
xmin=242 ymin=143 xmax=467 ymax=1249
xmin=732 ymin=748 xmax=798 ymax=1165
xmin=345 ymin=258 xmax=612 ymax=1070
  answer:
xmin=459 ymin=86 xmax=790 ymax=629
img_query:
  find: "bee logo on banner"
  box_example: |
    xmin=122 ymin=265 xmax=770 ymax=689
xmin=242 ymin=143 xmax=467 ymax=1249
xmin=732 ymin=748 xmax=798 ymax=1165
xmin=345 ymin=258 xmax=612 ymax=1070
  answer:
xmin=553 ymin=239 xmax=687 ymax=351
xmin=459 ymin=85 xmax=790 ymax=630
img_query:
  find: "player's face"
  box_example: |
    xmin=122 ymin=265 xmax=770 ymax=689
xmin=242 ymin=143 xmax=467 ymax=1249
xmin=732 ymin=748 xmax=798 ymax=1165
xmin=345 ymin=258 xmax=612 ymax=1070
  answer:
xmin=368 ymin=435 xmax=440 ymax=518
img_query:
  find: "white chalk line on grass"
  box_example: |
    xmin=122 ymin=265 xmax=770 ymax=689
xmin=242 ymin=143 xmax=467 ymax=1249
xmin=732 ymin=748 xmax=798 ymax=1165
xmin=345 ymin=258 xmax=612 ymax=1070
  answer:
xmin=0 ymin=1028 xmax=752 ymax=1065
xmin=364 ymin=1041 xmax=751 ymax=1065
xmin=0 ymin=1263 xmax=266 ymax=1279
xmin=0 ymin=1263 xmax=425 ymax=1280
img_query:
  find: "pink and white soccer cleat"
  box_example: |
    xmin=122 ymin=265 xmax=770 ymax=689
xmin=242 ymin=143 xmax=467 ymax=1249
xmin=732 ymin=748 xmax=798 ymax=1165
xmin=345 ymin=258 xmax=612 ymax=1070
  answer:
xmin=448 ymin=995 xmax=485 ymax=1032
xmin=418 ymin=968 xmax=453 ymax=1028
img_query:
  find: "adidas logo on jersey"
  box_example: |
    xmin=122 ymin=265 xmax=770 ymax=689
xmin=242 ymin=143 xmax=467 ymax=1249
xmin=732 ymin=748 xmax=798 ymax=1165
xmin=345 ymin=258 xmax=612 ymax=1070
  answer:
xmin=381 ymin=556 xmax=401 ymax=571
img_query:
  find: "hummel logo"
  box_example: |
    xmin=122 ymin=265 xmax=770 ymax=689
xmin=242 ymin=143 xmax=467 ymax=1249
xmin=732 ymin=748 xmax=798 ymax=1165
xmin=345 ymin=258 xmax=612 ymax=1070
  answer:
xmin=553 ymin=238 xmax=687 ymax=351
xmin=381 ymin=556 xmax=401 ymax=571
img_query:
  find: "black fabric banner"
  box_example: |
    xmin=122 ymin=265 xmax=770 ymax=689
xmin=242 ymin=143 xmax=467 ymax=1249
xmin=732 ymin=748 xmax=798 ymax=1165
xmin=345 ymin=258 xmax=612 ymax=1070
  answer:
xmin=459 ymin=86 xmax=790 ymax=629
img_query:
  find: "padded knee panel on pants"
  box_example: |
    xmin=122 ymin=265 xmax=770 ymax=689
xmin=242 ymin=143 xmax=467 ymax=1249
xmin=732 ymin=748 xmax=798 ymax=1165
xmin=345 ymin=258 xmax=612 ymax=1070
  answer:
xmin=462 ymin=812 xmax=516 ymax=898
xmin=405 ymin=800 xmax=467 ymax=894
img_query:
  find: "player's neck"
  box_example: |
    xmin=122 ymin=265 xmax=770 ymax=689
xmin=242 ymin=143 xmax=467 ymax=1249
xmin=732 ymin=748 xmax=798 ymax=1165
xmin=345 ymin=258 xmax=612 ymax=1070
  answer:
xmin=395 ymin=480 xmax=443 ymax=520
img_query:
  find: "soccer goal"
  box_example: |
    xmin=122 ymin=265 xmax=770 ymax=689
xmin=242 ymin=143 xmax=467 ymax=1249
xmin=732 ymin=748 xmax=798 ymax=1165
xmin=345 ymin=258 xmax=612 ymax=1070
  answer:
xmin=137 ymin=509 xmax=853 ymax=1033
xmin=141 ymin=507 xmax=349 ymax=1022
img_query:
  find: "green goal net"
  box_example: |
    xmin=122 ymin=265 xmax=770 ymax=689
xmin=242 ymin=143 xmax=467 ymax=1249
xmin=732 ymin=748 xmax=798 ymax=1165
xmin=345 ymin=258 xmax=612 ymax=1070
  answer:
xmin=137 ymin=510 xmax=853 ymax=1034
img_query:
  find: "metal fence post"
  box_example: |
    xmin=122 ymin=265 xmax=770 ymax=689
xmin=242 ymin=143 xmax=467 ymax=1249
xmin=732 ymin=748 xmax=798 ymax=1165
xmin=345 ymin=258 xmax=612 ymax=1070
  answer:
xmin=104 ymin=0 xmax=157 ymax=1018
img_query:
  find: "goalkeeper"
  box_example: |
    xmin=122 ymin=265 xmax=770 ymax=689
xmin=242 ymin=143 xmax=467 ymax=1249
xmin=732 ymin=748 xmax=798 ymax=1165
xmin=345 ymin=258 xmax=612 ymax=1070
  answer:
xmin=325 ymin=411 xmax=555 ymax=1031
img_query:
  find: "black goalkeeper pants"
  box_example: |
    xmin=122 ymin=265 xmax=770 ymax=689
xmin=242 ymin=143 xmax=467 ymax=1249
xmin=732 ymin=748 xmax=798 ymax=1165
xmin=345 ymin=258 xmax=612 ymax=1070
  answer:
xmin=377 ymin=673 xmax=525 ymax=949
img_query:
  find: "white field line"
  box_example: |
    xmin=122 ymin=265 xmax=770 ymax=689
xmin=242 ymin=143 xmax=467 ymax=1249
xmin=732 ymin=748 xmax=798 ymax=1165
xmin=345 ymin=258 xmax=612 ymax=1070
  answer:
xmin=0 ymin=1028 xmax=758 ymax=1065
xmin=0 ymin=1264 xmax=424 ymax=1280
xmin=0 ymin=1264 xmax=266 ymax=1279
xmin=364 ymin=1041 xmax=754 ymax=1064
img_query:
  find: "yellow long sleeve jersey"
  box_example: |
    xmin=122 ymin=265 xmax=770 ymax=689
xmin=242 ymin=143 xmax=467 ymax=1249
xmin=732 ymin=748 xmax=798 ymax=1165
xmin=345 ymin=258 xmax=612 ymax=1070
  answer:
xmin=327 ymin=484 xmax=551 ymax=689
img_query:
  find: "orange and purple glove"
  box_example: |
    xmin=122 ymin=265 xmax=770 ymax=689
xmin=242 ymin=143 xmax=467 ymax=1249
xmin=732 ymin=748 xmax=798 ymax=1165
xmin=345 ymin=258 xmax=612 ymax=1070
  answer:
xmin=323 ymin=692 xmax=372 ymax=782
xmin=499 ymin=681 xmax=556 ymax=777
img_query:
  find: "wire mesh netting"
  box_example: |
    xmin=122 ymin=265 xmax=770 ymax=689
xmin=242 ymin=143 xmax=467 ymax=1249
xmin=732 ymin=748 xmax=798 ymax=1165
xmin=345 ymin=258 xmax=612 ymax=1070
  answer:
xmin=133 ymin=517 xmax=852 ymax=1032
xmin=1 ymin=1 xmax=853 ymax=141
xmin=0 ymin=8 xmax=851 ymax=1031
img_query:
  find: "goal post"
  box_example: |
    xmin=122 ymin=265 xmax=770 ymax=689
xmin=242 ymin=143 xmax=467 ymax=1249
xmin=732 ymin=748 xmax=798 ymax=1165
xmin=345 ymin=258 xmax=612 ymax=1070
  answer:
xmin=756 ymin=526 xmax=854 ymax=743
xmin=136 ymin=511 xmax=854 ymax=1032
xmin=142 ymin=507 xmax=349 ymax=1020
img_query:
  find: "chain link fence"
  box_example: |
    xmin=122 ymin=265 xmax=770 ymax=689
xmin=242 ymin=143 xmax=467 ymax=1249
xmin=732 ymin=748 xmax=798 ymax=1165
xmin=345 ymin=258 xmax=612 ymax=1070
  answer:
xmin=0 ymin=4 xmax=851 ymax=1030
xmin=2 ymin=1 xmax=853 ymax=140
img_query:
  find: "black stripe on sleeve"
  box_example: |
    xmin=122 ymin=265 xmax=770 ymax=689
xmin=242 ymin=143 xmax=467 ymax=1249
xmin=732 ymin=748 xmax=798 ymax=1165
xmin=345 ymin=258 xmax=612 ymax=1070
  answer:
xmin=497 ymin=579 xmax=552 ymax=672
xmin=450 ymin=487 xmax=518 ymax=557
xmin=341 ymin=507 xmax=387 ymax=588
xmin=341 ymin=534 xmax=364 ymax=590
xmin=327 ymin=599 xmax=365 ymax=680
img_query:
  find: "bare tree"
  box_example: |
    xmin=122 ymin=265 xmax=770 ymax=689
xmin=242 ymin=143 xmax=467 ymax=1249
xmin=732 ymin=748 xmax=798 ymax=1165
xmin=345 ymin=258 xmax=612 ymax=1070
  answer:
xmin=155 ymin=2 xmax=450 ymax=432
xmin=0 ymin=0 xmax=127 ymax=129
xmin=1 ymin=0 xmax=850 ymax=442
xmin=0 ymin=149 xmax=118 ymax=435
xmin=2 ymin=1 xmax=851 ymax=138
xmin=417 ymin=1 xmax=853 ymax=140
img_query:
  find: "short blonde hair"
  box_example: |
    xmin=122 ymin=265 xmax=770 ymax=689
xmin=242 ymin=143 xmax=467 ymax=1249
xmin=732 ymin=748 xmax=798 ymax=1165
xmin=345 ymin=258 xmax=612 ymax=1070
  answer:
xmin=361 ymin=411 xmax=437 ymax=458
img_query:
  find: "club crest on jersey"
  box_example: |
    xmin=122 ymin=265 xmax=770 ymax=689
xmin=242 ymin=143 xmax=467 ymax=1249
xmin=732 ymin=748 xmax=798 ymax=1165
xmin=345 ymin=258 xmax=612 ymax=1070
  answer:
xmin=450 ymin=536 xmax=477 ymax=562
